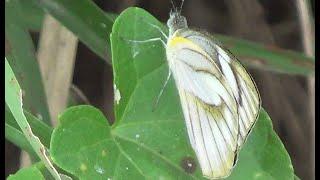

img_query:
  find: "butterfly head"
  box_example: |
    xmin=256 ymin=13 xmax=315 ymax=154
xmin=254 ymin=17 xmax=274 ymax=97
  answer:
xmin=167 ymin=0 xmax=188 ymax=36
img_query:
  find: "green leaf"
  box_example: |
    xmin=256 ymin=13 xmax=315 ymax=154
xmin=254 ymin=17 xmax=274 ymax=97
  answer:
xmin=111 ymin=7 xmax=168 ymax=122
xmin=5 ymin=58 xmax=61 ymax=179
xmin=5 ymin=121 xmax=36 ymax=159
xmin=50 ymin=106 xmax=293 ymax=179
xmin=51 ymin=105 xmax=200 ymax=179
xmin=50 ymin=7 xmax=294 ymax=179
xmin=7 ymin=166 xmax=44 ymax=180
xmin=5 ymin=0 xmax=51 ymax=124
xmin=5 ymin=94 xmax=52 ymax=161
xmin=31 ymin=0 xmax=114 ymax=60
xmin=19 ymin=0 xmax=45 ymax=31
xmin=215 ymin=34 xmax=314 ymax=75
xmin=5 ymin=106 xmax=53 ymax=151
xmin=24 ymin=111 xmax=53 ymax=147
xmin=50 ymin=106 xmax=118 ymax=179
xmin=32 ymin=161 xmax=74 ymax=180
xmin=5 ymin=106 xmax=38 ymax=160
xmin=228 ymin=111 xmax=294 ymax=179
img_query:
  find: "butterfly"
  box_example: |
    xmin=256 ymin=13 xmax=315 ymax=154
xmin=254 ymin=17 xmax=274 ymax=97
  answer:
xmin=124 ymin=0 xmax=261 ymax=178
xmin=164 ymin=0 xmax=261 ymax=179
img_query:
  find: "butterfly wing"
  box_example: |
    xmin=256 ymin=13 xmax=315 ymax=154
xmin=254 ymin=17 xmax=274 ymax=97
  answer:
xmin=166 ymin=29 xmax=260 ymax=178
xmin=167 ymin=33 xmax=239 ymax=178
xmin=179 ymin=29 xmax=261 ymax=147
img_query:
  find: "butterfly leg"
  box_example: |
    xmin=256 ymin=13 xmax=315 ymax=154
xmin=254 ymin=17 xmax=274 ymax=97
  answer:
xmin=152 ymin=70 xmax=172 ymax=111
xmin=123 ymin=37 xmax=167 ymax=47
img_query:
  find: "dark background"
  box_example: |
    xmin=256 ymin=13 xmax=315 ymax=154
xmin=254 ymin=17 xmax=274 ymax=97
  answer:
xmin=5 ymin=0 xmax=314 ymax=179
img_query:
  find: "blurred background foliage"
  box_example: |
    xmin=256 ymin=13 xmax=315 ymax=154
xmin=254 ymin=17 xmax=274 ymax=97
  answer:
xmin=5 ymin=0 xmax=314 ymax=179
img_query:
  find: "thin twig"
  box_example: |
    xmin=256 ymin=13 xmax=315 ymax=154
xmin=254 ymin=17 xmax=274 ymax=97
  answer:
xmin=5 ymin=59 xmax=61 ymax=180
xmin=70 ymin=84 xmax=90 ymax=105
xmin=295 ymin=0 xmax=314 ymax=57
xmin=295 ymin=0 xmax=314 ymax=179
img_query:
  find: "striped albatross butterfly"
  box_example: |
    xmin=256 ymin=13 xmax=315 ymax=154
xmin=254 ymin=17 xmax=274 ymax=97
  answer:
xmin=164 ymin=0 xmax=261 ymax=178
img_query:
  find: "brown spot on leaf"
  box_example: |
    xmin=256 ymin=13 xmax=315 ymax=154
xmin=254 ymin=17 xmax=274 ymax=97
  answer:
xmin=25 ymin=127 xmax=33 ymax=138
xmin=39 ymin=147 xmax=45 ymax=155
xmin=180 ymin=157 xmax=196 ymax=174
xmin=9 ymin=77 xmax=16 ymax=85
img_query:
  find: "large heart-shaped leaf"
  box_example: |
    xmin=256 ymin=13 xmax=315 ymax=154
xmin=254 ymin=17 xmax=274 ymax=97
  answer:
xmin=50 ymin=7 xmax=294 ymax=179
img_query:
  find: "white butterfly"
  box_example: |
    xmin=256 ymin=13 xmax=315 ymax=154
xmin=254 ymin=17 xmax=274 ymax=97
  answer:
xmin=125 ymin=1 xmax=261 ymax=178
xmin=165 ymin=3 xmax=261 ymax=179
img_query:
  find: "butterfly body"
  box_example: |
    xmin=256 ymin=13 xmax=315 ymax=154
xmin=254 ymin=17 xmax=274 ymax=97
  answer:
xmin=165 ymin=11 xmax=261 ymax=179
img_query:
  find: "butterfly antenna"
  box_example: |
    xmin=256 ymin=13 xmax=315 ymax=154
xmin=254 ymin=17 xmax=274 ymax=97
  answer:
xmin=179 ymin=0 xmax=185 ymax=13
xmin=170 ymin=0 xmax=177 ymax=12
